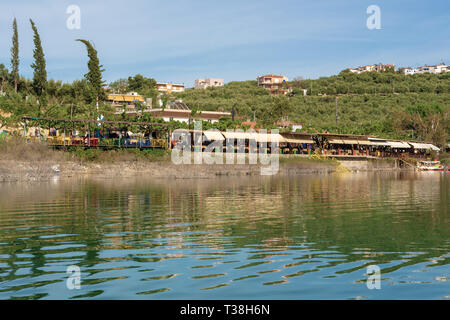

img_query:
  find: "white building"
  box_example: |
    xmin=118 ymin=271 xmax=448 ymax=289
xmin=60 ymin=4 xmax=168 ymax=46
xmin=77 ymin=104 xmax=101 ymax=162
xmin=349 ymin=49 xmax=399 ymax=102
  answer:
xmin=401 ymin=67 xmax=418 ymax=75
xmin=416 ymin=63 xmax=448 ymax=74
xmin=194 ymin=78 xmax=224 ymax=89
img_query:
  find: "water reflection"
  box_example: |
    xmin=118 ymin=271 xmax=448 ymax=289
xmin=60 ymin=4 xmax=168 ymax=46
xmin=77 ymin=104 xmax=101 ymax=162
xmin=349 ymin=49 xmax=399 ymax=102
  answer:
xmin=0 ymin=172 xmax=448 ymax=299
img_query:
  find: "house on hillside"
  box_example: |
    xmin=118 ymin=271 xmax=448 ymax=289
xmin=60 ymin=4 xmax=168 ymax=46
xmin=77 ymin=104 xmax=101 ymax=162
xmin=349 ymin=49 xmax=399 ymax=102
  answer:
xmin=257 ymin=74 xmax=290 ymax=95
xmin=106 ymin=92 xmax=150 ymax=113
xmin=156 ymin=82 xmax=185 ymax=94
xmin=399 ymin=67 xmax=418 ymax=75
xmin=348 ymin=63 xmax=395 ymax=74
xmin=115 ymin=100 xmax=231 ymax=124
xmin=194 ymin=78 xmax=224 ymax=89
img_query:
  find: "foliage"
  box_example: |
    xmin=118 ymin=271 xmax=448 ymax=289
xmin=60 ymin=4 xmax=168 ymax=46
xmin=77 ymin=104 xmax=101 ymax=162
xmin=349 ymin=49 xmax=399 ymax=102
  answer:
xmin=11 ymin=18 xmax=19 ymax=93
xmin=30 ymin=19 xmax=47 ymax=110
xmin=76 ymin=39 xmax=106 ymax=107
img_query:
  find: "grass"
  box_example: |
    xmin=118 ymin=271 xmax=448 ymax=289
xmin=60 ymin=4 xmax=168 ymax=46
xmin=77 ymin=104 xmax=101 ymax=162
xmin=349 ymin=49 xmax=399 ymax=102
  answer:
xmin=0 ymin=138 xmax=170 ymax=163
xmin=0 ymin=137 xmax=67 ymax=161
xmin=68 ymin=147 xmax=170 ymax=162
xmin=278 ymin=154 xmax=338 ymax=165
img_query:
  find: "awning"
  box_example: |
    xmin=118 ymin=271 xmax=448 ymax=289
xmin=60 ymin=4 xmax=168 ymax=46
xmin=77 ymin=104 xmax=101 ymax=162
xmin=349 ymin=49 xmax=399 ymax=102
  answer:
xmin=328 ymin=139 xmax=345 ymax=144
xmin=370 ymin=141 xmax=391 ymax=146
xmin=409 ymin=142 xmax=433 ymax=150
xmin=427 ymin=144 xmax=440 ymax=151
xmin=203 ymin=130 xmax=225 ymax=141
xmin=357 ymin=140 xmax=372 ymax=145
xmin=388 ymin=141 xmax=411 ymax=148
xmin=254 ymin=133 xmax=286 ymax=143
xmin=342 ymin=140 xmax=359 ymax=145
xmin=284 ymin=138 xmax=315 ymax=144
xmin=222 ymin=131 xmax=255 ymax=140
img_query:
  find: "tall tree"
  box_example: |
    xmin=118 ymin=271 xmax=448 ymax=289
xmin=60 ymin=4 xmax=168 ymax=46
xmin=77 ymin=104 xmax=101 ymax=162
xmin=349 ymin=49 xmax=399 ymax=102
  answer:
xmin=0 ymin=64 xmax=8 ymax=93
xmin=76 ymin=39 xmax=105 ymax=110
xmin=11 ymin=18 xmax=19 ymax=93
xmin=30 ymin=19 xmax=47 ymax=112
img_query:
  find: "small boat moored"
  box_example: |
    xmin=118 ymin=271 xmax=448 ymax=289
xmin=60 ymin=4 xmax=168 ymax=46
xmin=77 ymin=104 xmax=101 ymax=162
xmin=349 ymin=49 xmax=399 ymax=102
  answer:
xmin=417 ymin=160 xmax=445 ymax=171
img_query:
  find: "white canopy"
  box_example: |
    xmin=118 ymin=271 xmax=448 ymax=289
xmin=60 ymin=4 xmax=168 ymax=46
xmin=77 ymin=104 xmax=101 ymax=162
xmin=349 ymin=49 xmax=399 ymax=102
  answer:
xmin=428 ymin=144 xmax=440 ymax=151
xmin=328 ymin=139 xmax=345 ymax=144
xmin=370 ymin=141 xmax=391 ymax=146
xmin=222 ymin=131 xmax=255 ymax=140
xmin=388 ymin=141 xmax=411 ymax=148
xmin=409 ymin=142 xmax=440 ymax=151
xmin=203 ymin=130 xmax=225 ymax=141
xmin=284 ymin=138 xmax=315 ymax=144
xmin=254 ymin=133 xmax=286 ymax=143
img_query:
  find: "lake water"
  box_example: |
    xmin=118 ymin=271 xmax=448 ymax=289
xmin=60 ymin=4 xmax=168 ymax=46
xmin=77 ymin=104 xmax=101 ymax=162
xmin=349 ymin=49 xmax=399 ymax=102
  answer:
xmin=0 ymin=172 xmax=448 ymax=300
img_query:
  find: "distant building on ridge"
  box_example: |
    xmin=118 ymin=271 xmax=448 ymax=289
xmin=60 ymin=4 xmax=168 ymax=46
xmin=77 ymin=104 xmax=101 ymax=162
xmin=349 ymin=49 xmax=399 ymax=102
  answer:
xmin=194 ymin=78 xmax=224 ymax=89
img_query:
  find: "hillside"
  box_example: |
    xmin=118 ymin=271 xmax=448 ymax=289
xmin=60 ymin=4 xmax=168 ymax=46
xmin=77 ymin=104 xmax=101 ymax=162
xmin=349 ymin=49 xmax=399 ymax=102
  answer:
xmin=170 ymin=71 xmax=450 ymax=145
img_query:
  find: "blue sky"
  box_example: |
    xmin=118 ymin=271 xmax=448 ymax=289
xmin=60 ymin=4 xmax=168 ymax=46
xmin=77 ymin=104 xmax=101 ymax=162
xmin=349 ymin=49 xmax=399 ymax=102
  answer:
xmin=0 ymin=0 xmax=449 ymax=87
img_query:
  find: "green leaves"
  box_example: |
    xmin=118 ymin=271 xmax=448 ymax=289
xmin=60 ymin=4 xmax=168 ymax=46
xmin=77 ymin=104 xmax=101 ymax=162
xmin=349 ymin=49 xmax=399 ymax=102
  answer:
xmin=11 ymin=18 xmax=19 ymax=93
xmin=76 ymin=39 xmax=106 ymax=106
xmin=30 ymin=19 xmax=47 ymax=111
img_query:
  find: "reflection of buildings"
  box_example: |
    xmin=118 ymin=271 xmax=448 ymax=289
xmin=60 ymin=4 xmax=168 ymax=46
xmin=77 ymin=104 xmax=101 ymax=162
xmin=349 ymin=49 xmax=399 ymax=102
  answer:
xmin=1 ymin=173 xmax=447 ymax=287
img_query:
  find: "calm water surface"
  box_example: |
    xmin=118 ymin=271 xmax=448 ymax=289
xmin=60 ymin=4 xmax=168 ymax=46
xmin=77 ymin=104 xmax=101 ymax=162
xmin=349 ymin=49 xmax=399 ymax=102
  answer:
xmin=0 ymin=172 xmax=448 ymax=299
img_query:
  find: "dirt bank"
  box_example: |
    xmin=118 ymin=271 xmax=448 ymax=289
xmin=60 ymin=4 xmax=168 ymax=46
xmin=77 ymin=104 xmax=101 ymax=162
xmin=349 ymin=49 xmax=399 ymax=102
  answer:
xmin=0 ymin=157 xmax=407 ymax=182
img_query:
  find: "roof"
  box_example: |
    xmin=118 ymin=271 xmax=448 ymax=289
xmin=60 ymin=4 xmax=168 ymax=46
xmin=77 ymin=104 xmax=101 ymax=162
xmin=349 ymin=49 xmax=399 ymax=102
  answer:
xmin=409 ymin=142 xmax=440 ymax=150
xmin=148 ymin=109 xmax=230 ymax=120
xmin=283 ymin=137 xmax=314 ymax=144
xmin=329 ymin=139 xmax=345 ymax=144
xmin=222 ymin=131 xmax=256 ymax=140
xmin=259 ymin=74 xmax=285 ymax=78
xmin=356 ymin=140 xmax=372 ymax=145
xmin=388 ymin=141 xmax=411 ymax=148
xmin=106 ymin=94 xmax=145 ymax=102
xmin=156 ymin=82 xmax=185 ymax=86
xmin=203 ymin=130 xmax=225 ymax=141
xmin=166 ymin=101 xmax=190 ymax=110
xmin=254 ymin=133 xmax=286 ymax=143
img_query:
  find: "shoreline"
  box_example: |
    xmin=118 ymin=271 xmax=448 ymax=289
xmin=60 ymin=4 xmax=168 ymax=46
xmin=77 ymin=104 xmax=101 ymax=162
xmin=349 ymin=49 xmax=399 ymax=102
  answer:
xmin=0 ymin=157 xmax=408 ymax=182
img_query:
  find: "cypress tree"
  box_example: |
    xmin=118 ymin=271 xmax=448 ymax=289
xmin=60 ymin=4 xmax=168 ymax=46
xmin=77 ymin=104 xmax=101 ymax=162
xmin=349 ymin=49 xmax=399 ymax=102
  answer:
xmin=11 ymin=18 xmax=19 ymax=93
xmin=76 ymin=39 xmax=106 ymax=109
xmin=30 ymin=19 xmax=47 ymax=111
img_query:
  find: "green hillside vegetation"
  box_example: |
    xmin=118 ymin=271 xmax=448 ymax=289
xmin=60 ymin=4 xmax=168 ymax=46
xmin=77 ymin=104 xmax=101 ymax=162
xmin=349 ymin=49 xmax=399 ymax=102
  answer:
xmin=169 ymin=70 xmax=450 ymax=146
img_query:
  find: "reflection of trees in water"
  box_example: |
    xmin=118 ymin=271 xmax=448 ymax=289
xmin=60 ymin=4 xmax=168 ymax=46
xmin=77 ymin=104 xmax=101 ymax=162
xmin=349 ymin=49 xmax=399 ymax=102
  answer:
xmin=0 ymin=173 xmax=448 ymax=293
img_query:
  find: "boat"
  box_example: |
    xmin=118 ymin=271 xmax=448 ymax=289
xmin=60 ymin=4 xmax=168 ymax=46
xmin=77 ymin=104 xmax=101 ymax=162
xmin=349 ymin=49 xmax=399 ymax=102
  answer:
xmin=417 ymin=160 xmax=444 ymax=171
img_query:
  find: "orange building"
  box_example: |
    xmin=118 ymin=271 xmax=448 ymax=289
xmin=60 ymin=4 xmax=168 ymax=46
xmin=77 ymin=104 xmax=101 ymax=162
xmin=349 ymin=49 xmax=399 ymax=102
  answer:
xmin=156 ymin=82 xmax=185 ymax=94
xmin=257 ymin=74 xmax=289 ymax=95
